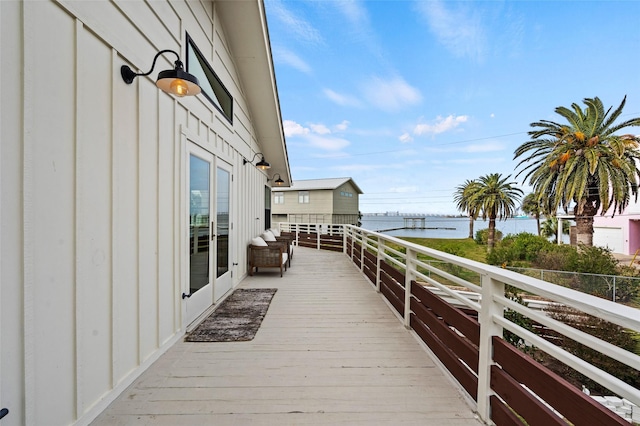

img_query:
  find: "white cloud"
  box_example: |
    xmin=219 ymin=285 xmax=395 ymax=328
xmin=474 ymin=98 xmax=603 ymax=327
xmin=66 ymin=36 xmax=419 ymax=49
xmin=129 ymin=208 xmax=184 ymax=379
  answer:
xmin=465 ymin=142 xmax=504 ymax=153
xmin=324 ymin=89 xmax=362 ymax=107
xmin=273 ymin=46 xmax=312 ymax=74
xmin=389 ymin=186 xmax=419 ymax=193
xmin=334 ymin=0 xmax=368 ymax=25
xmin=399 ymin=132 xmax=414 ymax=143
xmin=284 ymin=120 xmax=350 ymax=150
xmin=490 ymin=113 xmax=495 ymax=118
xmin=307 ymin=133 xmax=350 ymax=151
xmin=283 ymin=120 xmax=309 ymax=137
xmin=310 ymin=123 xmax=331 ymax=135
xmin=269 ymin=0 xmax=323 ymax=44
xmin=415 ymin=0 xmax=486 ymax=63
xmin=361 ymin=76 xmax=422 ymax=112
xmin=335 ymin=120 xmax=350 ymax=131
xmin=413 ymin=115 xmax=468 ymax=136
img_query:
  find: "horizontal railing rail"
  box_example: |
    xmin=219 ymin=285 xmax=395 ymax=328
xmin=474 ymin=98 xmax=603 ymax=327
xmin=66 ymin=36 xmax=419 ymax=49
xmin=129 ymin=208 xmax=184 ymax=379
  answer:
xmin=281 ymin=222 xmax=640 ymax=425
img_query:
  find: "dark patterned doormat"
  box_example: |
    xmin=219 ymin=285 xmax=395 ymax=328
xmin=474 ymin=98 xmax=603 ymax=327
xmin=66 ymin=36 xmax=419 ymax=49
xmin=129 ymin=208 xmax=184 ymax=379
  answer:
xmin=185 ymin=288 xmax=277 ymax=342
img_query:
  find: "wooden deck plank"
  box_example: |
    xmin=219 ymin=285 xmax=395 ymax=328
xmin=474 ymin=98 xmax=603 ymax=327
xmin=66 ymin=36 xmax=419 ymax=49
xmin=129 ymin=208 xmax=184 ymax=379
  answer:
xmin=92 ymin=247 xmax=481 ymax=425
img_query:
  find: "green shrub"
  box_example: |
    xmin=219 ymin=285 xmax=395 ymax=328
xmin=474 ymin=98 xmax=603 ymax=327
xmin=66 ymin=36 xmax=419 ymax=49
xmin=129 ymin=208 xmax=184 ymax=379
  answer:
xmin=613 ymin=266 xmax=640 ymax=303
xmin=475 ymin=228 xmax=503 ymax=245
xmin=533 ymin=244 xmax=577 ymax=271
xmin=486 ymin=233 xmax=553 ymax=266
xmin=569 ymin=245 xmax=618 ymax=275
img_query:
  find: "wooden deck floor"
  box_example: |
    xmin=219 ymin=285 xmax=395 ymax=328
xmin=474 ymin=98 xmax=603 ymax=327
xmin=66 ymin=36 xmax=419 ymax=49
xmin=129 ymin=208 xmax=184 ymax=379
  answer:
xmin=92 ymin=247 xmax=482 ymax=425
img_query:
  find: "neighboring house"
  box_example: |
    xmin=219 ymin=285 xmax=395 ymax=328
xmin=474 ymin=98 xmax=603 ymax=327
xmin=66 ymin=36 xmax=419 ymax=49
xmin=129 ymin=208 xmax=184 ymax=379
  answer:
xmin=592 ymin=199 xmax=640 ymax=255
xmin=1 ymin=1 xmax=289 ymax=425
xmin=271 ymin=178 xmax=363 ymax=225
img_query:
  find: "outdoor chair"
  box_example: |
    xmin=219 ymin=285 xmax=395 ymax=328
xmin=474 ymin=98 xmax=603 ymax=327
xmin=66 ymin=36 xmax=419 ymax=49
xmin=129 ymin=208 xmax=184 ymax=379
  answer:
xmin=263 ymin=230 xmax=293 ymax=266
xmin=248 ymin=237 xmax=288 ymax=277
xmin=268 ymin=228 xmax=295 ymax=261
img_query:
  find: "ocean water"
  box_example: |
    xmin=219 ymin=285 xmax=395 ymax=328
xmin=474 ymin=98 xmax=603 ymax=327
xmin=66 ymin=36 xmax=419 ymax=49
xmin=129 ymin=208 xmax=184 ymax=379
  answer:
xmin=360 ymin=215 xmax=539 ymax=239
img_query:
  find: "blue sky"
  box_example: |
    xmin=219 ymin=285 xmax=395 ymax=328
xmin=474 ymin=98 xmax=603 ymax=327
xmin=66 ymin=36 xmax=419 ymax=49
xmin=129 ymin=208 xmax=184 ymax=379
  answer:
xmin=264 ymin=0 xmax=640 ymax=214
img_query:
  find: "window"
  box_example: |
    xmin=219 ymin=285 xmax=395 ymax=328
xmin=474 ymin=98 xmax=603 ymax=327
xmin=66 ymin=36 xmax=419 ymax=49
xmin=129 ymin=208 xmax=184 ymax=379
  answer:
xmin=298 ymin=191 xmax=309 ymax=204
xmin=264 ymin=186 xmax=271 ymax=229
xmin=186 ymin=34 xmax=233 ymax=123
xmin=274 ymin=192 xmax=284 ymax=204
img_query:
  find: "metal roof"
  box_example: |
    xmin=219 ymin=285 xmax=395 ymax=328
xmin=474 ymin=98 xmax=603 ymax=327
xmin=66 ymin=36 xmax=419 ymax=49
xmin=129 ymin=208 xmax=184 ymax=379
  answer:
xmin=274 ymin=177 xmax=363 ymax=194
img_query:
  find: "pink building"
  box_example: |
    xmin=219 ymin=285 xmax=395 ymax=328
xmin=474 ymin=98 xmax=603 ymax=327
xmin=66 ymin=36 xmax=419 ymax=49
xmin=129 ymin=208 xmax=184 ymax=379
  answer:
xmin=592 ymin=198 xmax=640 ymax=255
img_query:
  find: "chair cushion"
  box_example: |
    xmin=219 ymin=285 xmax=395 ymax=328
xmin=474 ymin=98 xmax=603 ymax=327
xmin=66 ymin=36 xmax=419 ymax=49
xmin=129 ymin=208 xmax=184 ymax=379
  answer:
xmin=270 ymin=228 xmax=281 ymax=237
xmin=282 ymin=253 xmax=288 ymax=265
xmin=251 ymin=237 xmax=268 ymax=247
xmin=261 ymin=231 xmax=277 ymax=242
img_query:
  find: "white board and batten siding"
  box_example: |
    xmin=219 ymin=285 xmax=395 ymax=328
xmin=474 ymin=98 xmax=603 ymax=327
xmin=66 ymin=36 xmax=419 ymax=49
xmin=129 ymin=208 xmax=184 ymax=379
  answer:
xmin=0 ymin=1 xmax=273 ymax=425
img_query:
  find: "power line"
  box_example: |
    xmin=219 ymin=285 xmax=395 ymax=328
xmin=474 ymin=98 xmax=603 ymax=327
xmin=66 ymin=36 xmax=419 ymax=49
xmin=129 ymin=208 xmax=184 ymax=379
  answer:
xmin=292 ymin=131 xmax=527 ymax=160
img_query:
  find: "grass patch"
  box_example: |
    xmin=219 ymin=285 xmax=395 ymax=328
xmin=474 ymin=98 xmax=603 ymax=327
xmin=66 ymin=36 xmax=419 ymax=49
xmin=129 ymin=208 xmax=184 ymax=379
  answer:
xmin=399 ymin=237 xmax=487 ymax=263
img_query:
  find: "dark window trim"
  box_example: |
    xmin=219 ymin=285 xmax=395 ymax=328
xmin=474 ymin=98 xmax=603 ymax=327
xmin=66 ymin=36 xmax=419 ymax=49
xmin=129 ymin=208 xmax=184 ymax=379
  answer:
xmin=185 ymin=33 xmax=234 ymax=124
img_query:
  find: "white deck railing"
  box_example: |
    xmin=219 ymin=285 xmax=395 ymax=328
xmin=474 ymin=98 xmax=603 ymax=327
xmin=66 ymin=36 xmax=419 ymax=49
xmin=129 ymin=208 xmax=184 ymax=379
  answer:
xmin=277 ymin=222 xmax=640 ymax=424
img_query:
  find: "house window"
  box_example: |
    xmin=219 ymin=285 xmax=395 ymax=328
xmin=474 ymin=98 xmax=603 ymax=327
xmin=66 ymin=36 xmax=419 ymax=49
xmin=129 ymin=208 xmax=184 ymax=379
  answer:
xmin=186 ymin=34 xmax=233 ymax=123
xmin=298 ymin=191 xmax=309 ymax=204
xmin=274 ymin=192 xmax=284 ymax=204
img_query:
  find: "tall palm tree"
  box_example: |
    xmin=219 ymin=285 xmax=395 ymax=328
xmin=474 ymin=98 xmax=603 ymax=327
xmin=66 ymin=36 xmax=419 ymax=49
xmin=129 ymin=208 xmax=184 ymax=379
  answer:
xmin=521 ymin=192 xmax=550 ymax=236
xmin=514 ymin=96 xmax=640 ymax=247
xmin=468 ymin=173 xmax=523 ymax=251
xmin=454 ymin=179 xmax=480 ymax=239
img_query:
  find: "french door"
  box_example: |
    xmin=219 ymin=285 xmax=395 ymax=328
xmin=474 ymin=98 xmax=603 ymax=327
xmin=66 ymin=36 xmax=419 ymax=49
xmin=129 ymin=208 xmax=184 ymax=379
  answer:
xmin=213 ymin=162 xmax=232 ymax=300
xmin=185 ymin=144 xmax=233 ymax=326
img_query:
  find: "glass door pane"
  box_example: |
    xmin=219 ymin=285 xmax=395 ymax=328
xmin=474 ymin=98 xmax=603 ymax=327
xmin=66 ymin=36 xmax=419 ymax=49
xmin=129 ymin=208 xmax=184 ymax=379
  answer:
xmin=216 ymin=167 xmax=230 ymax=278
xmin=189 ymin=154 xmax=211 ymax=293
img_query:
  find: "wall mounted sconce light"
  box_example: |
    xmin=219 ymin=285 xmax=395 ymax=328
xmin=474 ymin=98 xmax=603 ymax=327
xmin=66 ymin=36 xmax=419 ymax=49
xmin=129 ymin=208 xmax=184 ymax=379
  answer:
xmin=269 ymin=173 xmax=285 ymax=186
xmin=243 ymin=152 xmax=271 ymax=170
xmin=121 ymin=49 xmax=201 ymax=97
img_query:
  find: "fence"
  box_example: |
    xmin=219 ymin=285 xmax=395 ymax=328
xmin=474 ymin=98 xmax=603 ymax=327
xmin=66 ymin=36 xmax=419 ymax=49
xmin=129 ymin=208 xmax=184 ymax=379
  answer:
xmin=507 ymin=266 xmax=640 ymax=304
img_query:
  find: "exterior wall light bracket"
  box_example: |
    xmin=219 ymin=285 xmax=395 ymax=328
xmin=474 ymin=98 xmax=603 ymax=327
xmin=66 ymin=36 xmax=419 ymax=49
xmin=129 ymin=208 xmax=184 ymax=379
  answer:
xmin=269 ymin=173 xmax=284 ymax=186
xmin=243 ymin=152 xmax=271 ymax=170
xmin=121 ymin=49 xmax=201 ymax=97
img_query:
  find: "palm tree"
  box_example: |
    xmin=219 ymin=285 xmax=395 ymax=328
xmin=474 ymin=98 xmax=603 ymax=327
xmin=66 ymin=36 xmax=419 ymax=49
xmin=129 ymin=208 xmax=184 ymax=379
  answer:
xmin=540 ymin=217 xmax=570 ymax=243
xmin=468 ymin=173 xmax=523 ymax=251
xmin=454 ymin=179 xmax=480 ymax=239
xmin=521 ymin=192 xmax=550 ymax=236
xmin=514 ymin=96 xmax=640 ymax=247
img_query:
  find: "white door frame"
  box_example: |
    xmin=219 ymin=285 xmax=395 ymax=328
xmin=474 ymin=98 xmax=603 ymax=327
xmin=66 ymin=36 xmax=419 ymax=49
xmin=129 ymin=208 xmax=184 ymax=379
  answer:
xmin=213 ymin=160 xmax=233 ymax=302
xmin=184 ymin=143 xmax=215 ymax=327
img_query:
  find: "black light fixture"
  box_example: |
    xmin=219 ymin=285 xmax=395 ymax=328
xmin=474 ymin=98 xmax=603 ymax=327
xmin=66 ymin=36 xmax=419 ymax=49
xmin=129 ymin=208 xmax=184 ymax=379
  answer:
xmin=243 ymin=152 xmax=271 ymax=170
xmin=121 ymin=49 xmax=201 ymax=97
xmin=269 ymin=173 xmax=285 ymax=186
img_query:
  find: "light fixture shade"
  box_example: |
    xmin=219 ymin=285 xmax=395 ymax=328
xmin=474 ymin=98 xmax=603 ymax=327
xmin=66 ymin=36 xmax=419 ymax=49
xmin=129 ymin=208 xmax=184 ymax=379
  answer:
xmin=121 ymin=49 xmax=202 ymax=98
xmin=271 ymin=173 xmax=285 ymax=186
xmin=256 ymin=156 xmax=271 ymax=170
xmin=156 ymin=68 xmax=201 ymax=97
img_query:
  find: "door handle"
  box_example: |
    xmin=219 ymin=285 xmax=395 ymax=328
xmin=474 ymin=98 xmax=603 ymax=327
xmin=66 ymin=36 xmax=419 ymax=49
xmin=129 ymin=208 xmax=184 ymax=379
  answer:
xmin=0 ymin=408 xmax=8 ymax=419
xmin=211 ymin=222 xmax=215 ymax=240
xmin=182 ymin=292 xmax=192 ymax=299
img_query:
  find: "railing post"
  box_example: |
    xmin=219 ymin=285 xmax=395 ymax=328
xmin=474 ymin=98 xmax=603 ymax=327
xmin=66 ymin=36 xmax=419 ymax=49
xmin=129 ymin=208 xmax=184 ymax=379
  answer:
xmin=476 ymin=274 xmax=505 ymax=423
xmin=317 ymin=224 xmax=321 ymax=250
xmin=343 ymin=225 xmax=348 ymax=255
xmin=359 ymin=231 xmax=365 ymax=272
xmin=404 ymin=248 xmax=416 ymax=329
xmin=613 ymin=276 xmax=616 ymax=302
xmin=376 ymin=237 xmax=384 ymax=293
